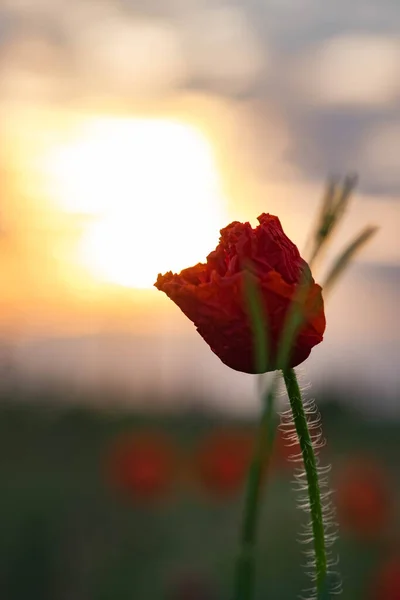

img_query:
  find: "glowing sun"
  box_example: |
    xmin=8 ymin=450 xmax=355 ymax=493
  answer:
xmin=43 ymin=117 xmax=227 ymax=288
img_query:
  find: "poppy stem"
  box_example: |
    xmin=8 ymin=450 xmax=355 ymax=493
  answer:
xmin=282 ymin=367 xmax=327 ymax=596
xmin=233 ymin=379 xmax=277 ymax=600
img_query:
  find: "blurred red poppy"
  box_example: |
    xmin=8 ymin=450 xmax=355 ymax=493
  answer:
xmin=370 ymin=555 xmax=400 ymax=600
xmin=271 ymin=426 xmax=302 ymax=471
xmin=335 ymin=457 xmax=391 ymax=539
xmin=155 ymin=214 xmax=325 ymax=374
xmin=167 ymin=573 xmax=218 ymax=600
xmin=104 ymin=431 xmax=177 ymax=502
xmin=195 ymin=429 xmax=256 ymax=498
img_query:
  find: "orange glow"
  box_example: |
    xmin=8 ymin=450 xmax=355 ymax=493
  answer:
xmin=38 ymin=117 xmax=227 ymax=288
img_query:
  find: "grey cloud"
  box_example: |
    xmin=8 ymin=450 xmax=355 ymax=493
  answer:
xmin=0 ymin=0 xmax=399 ymax=196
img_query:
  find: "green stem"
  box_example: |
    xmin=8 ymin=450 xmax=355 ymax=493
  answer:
xmin=282 ymin=368 xmax=327 ymax=595
xmin=233 ymin=380 xmax=277 ymax=600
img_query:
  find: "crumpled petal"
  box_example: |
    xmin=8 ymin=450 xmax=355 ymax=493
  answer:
xmin=155 ymin=213 xmax=326 ymax=374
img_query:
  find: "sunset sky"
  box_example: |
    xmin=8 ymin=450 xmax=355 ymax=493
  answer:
xmin=0 ymin=0 xmax=398 ymax=414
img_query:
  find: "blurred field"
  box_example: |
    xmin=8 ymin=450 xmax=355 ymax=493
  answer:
xmin=0 ymin=389 xmax=399 ymax=600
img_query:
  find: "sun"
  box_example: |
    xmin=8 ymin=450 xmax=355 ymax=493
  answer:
xmin=42 ymin=117 xmax=227 ymax=288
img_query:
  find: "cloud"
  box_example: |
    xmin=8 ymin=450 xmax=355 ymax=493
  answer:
xmin=0 ymin=32 xmax=74 ymax=105
xmin=180 ymin=6 xmax=266 ymax=93
xmin=0 ymin=0 xmax=266 ymax=97
xmin=74 ymin=16 xmax=188 ymax=97
xmin=291 ymin=34 xmax=400 ymax=108
xmin=361 ymin=121 xmax=400 ymax=186
xmin=0 ymin=2 xmax=189 ymax=100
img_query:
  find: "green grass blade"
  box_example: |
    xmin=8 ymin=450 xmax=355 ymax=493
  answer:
xmin=323 ymin=225 xmax=378 ymax=294
xmin=242 ymin=263 xmax=270 ymax=373
xmin=308 ymin=174 xmax=358 ymax=268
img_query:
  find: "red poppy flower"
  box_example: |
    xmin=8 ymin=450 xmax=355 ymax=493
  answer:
xmin=370 ymin=555 xmax=400 ymax=600
xmin=155 ymin=214 xmax=325 ymax=374
xmin=335 ymin=457 xmax=391 ymax=539
xmin=104 ymin=431 xmax=176 ymax=502
xmin=195 ymin=429 xmax=256 ymax=497
xmin=167 ymin=573 xmax=218 ymax=600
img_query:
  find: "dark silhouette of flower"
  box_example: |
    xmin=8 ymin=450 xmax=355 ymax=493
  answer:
xmin=155 ymin=214 xmax=325 ymax=373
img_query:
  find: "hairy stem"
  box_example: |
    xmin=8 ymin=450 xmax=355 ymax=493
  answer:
xmin=233 ymin=381 xmax=277 ymax=600
xmin=282 ymin=368 xmax=327 ymax=595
